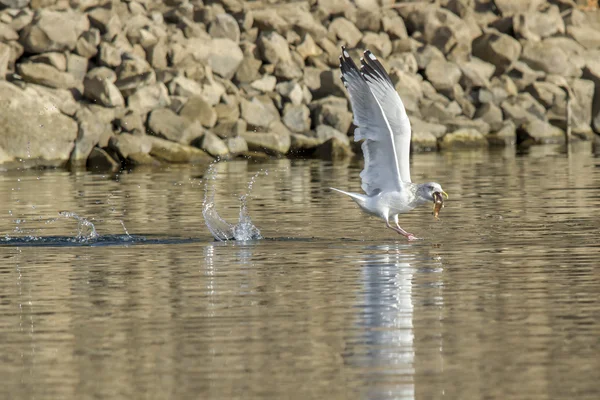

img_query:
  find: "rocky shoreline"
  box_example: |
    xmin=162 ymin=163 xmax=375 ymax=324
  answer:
xmin=0 ymin=0 xmax=599 ymax=170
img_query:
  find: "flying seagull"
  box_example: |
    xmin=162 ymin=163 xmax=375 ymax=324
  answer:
xmin=331 ymin=47 xmax=448 ymax=240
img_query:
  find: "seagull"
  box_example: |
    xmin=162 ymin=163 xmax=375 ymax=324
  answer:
xmin=330 ymin=47 xmax=448 ymax=240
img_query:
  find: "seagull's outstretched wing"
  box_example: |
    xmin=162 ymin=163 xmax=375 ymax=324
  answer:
xmin=340 ymin=48 xmax=412 ymax=196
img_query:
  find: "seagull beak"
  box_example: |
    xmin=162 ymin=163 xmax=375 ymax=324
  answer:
xmin=432 ymin=191 xmax=445 ymax=220
xmin=442 ymin=190 xmax=448 ymax=199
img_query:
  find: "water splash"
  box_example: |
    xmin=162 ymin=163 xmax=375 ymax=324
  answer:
xmin=59 ymin=211 xmax=98 ymax=242
xmin=202 ymin=164 xmax=263 ymax=242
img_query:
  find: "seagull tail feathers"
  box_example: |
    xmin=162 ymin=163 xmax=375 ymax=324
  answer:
xmin=329 ymin=187 xmax=368 ymax=207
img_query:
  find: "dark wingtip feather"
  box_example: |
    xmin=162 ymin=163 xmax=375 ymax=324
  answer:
xmin=361 ymin=49 xmax=394 ymax=85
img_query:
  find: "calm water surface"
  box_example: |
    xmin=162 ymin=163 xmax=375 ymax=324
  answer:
xmin=1 ymin=145 xmax=599 ymax=399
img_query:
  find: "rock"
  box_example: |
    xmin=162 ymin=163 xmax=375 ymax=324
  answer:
xmin=477 ymin=75 xmax=518 ymax=105
xmin=27 ymin=83 xmax=79 ymax=116
xmin=98 ymin=42 xmax=122 ymax=68
xmin=179 ymin=96 xmax=218 ymax=128
xmin=567 ymin=24 xmax=600 ymax=50
xmin=310 ymin=97 xmax=353 ymax=134
xmin=501 ymin=92 xmax=547 ymax=125
xmin=0 ymin=42 xmax=12 ymax=78
xmin=115 ymin=111 xmax=145 ymax=134
xmin=517 ymin=119 xmax=565 ymax=145
xmin=83 ymin=77 xmax=125 ymax=107
xmin=197 ymin=131 xmax=229 ymax=158
xmin=296 ymin=34 xmax=322 ymax=59
xmin=411 ymin=116 xmax=447 ymax=139
xmin=506 ymin=60 xmax=545 ymax=91
xmin=315 ymin=124 xmax=350 ymax=145
xmin=20 ymin=9 xmax=89 ymax=53
xmin=458 ymin=57 xmax=496 ymax=89
xmin=422 ymin=7 xmax=476 ymax=59
xmin=87 ymin=147 xmax=120 ymax=171
xmin=215 ymin=102 xmax=240 ymax=123
xmin=240 ymin=97 xmax=277 ymax=129
xmin=17 ymin=62 xmax=81 ymax=90
xmin=127 ymin=82 xmax=171 ymax=115
xmin=283 ymin=103 xmax=310 ymax=133
xmin=108 ymin=133 xmax=153 ymax=159
xmin=71 ymin=107 xmax=112 ymax=164
xmin=274 ymin=59 xmax=303 ymax=80
xmin=420 ymin=100 xmax=462 ymax=122
xmin=168 ymin=75 xmax=203 ymax=98
xmin=29 ymin=52 xmax=66 ymax=71
xmin=67 ymin=53 xmax=88 ymax=82
xmin=0 ymin=0 xmax=30 ymax=8
xmin=382 ymin=9 xmax=408 ymax=40
xmin=388 ymin=52 xmax=418 ymax=74
xmin=250 ymin=75 xmax=277 ymax=93
xmin=438 ymin=128 xmax=488 ymax=149
xmin=251 ymin=8 xmax=290 ymax=34
xmin=209 ymin=13 xmax=240 ymax=43
xmin=235 ymin=55 xmax=262 ymax=83
xmin=520 ymin=41 xmax=581 ymax=77
xmin=207 ymin=38 xmax=243 ymax=79
xmin=76 ymin=28 xmax=100 ymax=59
xmin=514 ymin=5 xmax=564 ymax=42
xmin=276 ymin=80 xmax=304 ymax=105
xmin=274 ymin=2 xmax=328 ymax=39
xmin=290 ymin=132 xmax=320 ymax=153
xmin=425 ymin=59 xmax=462 ymax=93
xmin=446 ymin=117 xmax=491 ymax=134
xmin=328 ymin=17 xmax=362 ymax=48
xmin=472 ymin=31 xmax=522 ymax=75
xmin=411 ymin=131 xmax=438 ymax=152
xmin=526 ymin=81 xmax=566 ymax=112
xmin=569 ymin=78 xmax=595 ymax=133
xmin=147 ymin=135 xmax=212 ymax=163
xmin=0 ymin=81 xmax=78 ymax=165
xmin=213 ymin=119 xmax=247 ymax=138
xmin=474 ymin=102 xmax=504 ymax=132
xmin=393 ymin=71 xmax=423 ymax=114
xmin=225 ymin=136 xmax=248 ymax=154
xmin=147 ymin=108 xmax=204 ymax=144
xmin=87 ymin=7 xmax=121 ymax=40
xmin=258 ymin=30 xmax=291 ymax=64
xmin=314 ymin=137 xmax=353 ymax=160
xmin=360 ymin=32 xmax=392 ymax=58
xmin=241 ymin=131 xmax=290 ymax=155
xmin=309 ymin=69 xmax=347 ymax=100
xmin=146 ymin=40 xmax=168 ymax=69
xmin=493 ymin=0 xmax=546 ymax=15
xmin=487 ymin=121 xmax=517 ymax=146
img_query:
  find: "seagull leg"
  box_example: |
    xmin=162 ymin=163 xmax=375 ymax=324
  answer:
xmin=393 ymin=215 xmax=419 ymax=241
xmin=385 ymin=215 xmax=419 ymax=241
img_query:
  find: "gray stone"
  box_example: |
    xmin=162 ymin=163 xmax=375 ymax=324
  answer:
xmin=438 ymin=128 xmax=488 ymax=149
xmin=17 ymin=62 xmax=81 ymax=90
xmin=472 ymin=31 xmax=522 ymax=75
xmin=513 ymin=5 xmax=564 ymax=42
xmin=388 ymin=53 xmax=418 ymax=75
xmin=501 ymin=92 xmax=547 ymax=125
xmin=241 ymin=131 xmax=290 ymax=155
xmin=0 ymin=0 xmax=30 ymax=8
xmin=0 ymin=81 xmax=78 ymax=165
xmin=147 ymin=108 xmax=204 ymax=144
xmin=235 ymin=55 xmax=262 ymax=83
xmin=209 ymin=13 xmax=240 ymax=43
xmin=517 ymin=119 xmax=565 ymax=145
xmin=115 ymin=111 xmax=145 ymax=134
xmin=411 ymin=131 xmax=438 ymax=152
xmin=411 ymin=116 xmax=447 ymax=139
xmin=168 ymin=75 xmax=204 ymax=98
xmin=445 ymin=117 xmax=491 ymax=135
xmin=458 ymin=57 xmax=496 ymax=89
xmin=207 ymin=38 xmax=243 ymax=80
xmin=179 ymin=96 xmax=218 ymax=128
xmin=83 ymin=77 xmax=125 ymax=108
xmin=71 ymin=107 xmax=112 ymax=163
xmin=214 ymin=102 xmax=240 ymax=123
xmin=251 ymin=8 xmax=290 ymax=34
xmin=20 ymin=9 xmax=89 ymax=53
xmin=360 ymin=32 xmax=392 ymax=58
xmin=506 ymin=60 xmax=546 ymax=91
xmin=258 ymin=30 xmax=291 ymax=64
xmin=381 ymin=9 xmax=408 ymax=40
xmin=276 ymin=81 xmax=304 ymax=105
xmin=521 ymin=41 xmax=582 ymax=77
xmin=0 ymin=42 xmax=11 ymax=79
xmin=76 ymin=28 xmax=101 ymax=59
xmin=87 ymin=7 xmax=121 ymax=40
xmin=27 ymin=83 xmax=79 ymax=116
xmin=98 ymin=42 xmax=122 ymax=68
xmin=109 ymin=133 xmax=153 ymax=159
xmin=311 ymin=97 xmax=353 ymax=134
xmin=29 ymin=52 xmax=66 ymax=71
xmin=314 ymin=137 xmax=353 ymax=160
xmin=147 ymin=135 xmax=212 ymax=163
xmin=296 ymin=34 xmax=322 ymax=59
xmin=213 ymin=119 xmax=247 ymax=138
xmin=67 ymin=53 xmax=88 ymax=82
xmin=146 ymin=40 xmax=168 ymax=69
xmin=225 ymin=136 xmax=248 ymax=154
xmin=87 ymin=147 xmax=120 ymax=171
xmin=474 ymin=102 xmax=504 ymax=132
xmin=493 ymin=0 xmax=546 ymax=15
xmin=283 ymin=103 xmax=310 ymax=133
xmin=328 ymin=17 xmax=362 ymax=48
xmin=274 ymin=59 xmax=303 ymax=80
xmin=240 ymin=97 xmax=277 ymax=129
xmin=567 ymin=24 xmax=600 ymax=50
xmin=315 ymin=124 xmax=350 ymax=145
xmin=250 ymin=75 xmax=277 ymax=93
xmin=422 ymin=7 xmax=476 ymax=58
xmin=0 ymin=23 xmax=18 ymax=42
xmin=425 ymin=59 xmax=462 ymax=92
xmin=526 ymin=81 xmax=566 ymax=110
xmin=309 ymin=69 xmax=347 ymax=100
xmin=290 ymin=133 xmax=320 ymax=153
xmin=487 ymin=121 xmax=517 ymax=146
xmin=420 ymin=100 xmax=462 ymax=123
xmin=197 ymin=131 xmax=229 ymax=158
xmin=127 ymin=83 xmax=171 ymax=115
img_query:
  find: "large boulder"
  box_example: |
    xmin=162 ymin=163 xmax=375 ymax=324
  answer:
xmin=0 ymin=81 xmax=78 ymax=165
xmin=17 ymin=62 xmax=82 ymax=91
xmin=425 ymin=59 xmax=462 ymax=93
xmin=83 ymin=76 xmax=125 ymax=108
xmin=513 ymin=5 xmax=564 ymax=42
xmin=517 ymin=119 xmax=565 ymax=145
xmin=520 ymin=41 xmax=582 ymax=77
xmin=472 ymin=30 xmax=522 ymax=75
xmin=20 ymin=9 xmax=89 ymax=53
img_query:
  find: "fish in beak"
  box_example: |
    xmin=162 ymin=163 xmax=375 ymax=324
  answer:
xmin=432 ymin=191 xmax=448 ymax=219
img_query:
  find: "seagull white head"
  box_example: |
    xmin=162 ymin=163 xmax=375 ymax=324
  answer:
xmin=330 ymin=47 xmax=448 ymax=240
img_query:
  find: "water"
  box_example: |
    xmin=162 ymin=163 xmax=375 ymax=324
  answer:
xmin=1 ymin=144 xmax=600 ymax=399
